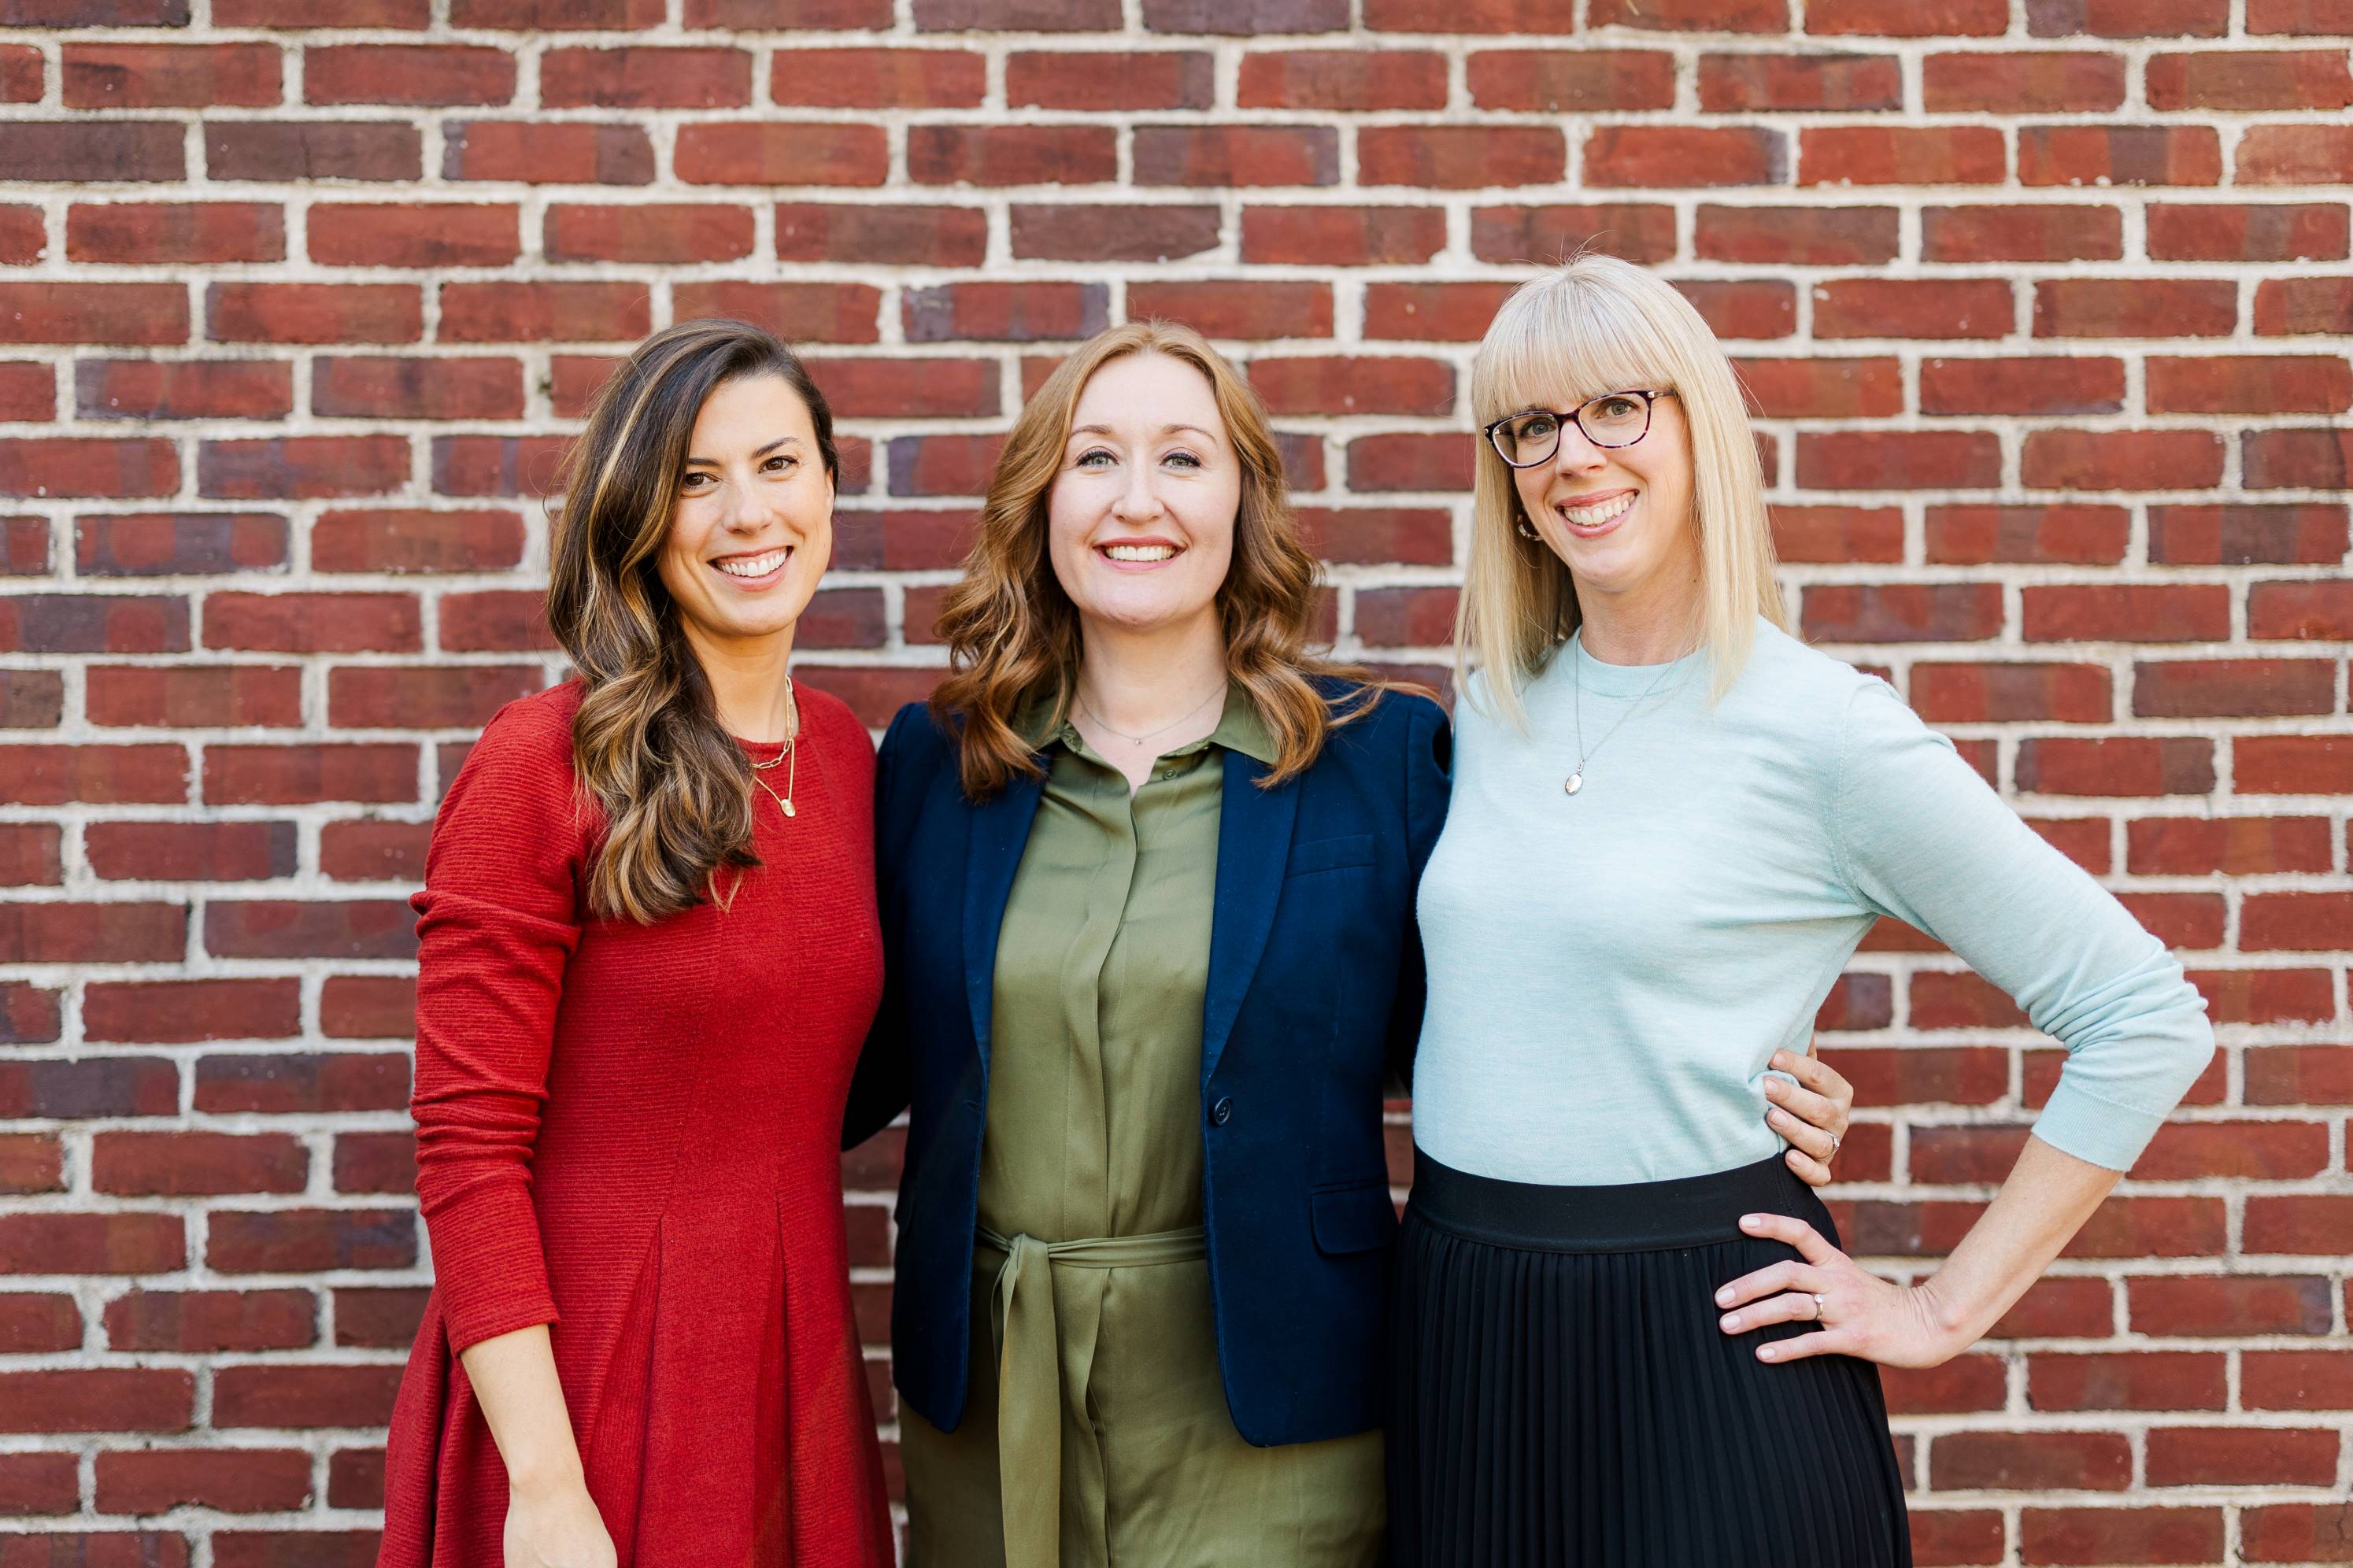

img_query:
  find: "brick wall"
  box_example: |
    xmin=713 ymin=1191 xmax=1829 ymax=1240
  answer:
xmin=1 ymin=0 xmax=2348 ymax=1562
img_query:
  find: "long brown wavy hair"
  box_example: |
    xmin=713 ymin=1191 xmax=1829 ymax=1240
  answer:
xmin=930 ymin=320 xmax=1371 ymax=798
xmin=545 ymin=318 xmax=840 ymax=924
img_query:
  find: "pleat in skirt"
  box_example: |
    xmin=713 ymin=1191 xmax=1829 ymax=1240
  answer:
xmin=1387 ymin=1149 xmax=1911 ymax=1568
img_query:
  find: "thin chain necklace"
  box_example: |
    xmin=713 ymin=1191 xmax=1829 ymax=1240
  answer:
xmin=745 ymin=675 xmax=800 ymax=819
xmin=1566 ymin=638 xmax=1687 ymax=797
xmin=1073 ymin=680 xmax=1226 ymax=752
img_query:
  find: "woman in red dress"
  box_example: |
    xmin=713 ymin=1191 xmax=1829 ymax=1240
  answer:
xmin=378 ymin=320 xmax=893 ymax=1568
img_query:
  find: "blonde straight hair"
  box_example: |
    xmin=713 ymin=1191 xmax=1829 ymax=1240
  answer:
xmin=1456 ymin=254 xmax=1789 ymax=726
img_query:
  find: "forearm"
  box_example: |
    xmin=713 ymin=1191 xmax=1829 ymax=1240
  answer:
xmin=457 ymin=1324 xmax=586 ymax=1496
xmin=1918 ymin=1133 xmax=2120 ymax=1346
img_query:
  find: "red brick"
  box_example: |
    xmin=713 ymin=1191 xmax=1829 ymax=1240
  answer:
xmin=1363 ymin=282 xmax=1519 ymax=342
xmin=1011 ymin=203 xmax=1219 ymax=264
xmin=86 ymin=978 xmax=299 ymax=1043
xmin=2245 ymin=426 xmax=2353 ymax=489
xmin=674 ymin=282 xmax=882 ymax=345
xmin=309 ymin=202 xmax=518 ymax=268
xmin=2022 ymin=584 xmax=2229 ymax=642
xmin=332 ymin=1285 xmax=428 ymax=1348
xmin=2244 ymin=1503 xmax=2353 ymax=1563
xmin=94 ymin=1131 xmax=308 ymax=1196
xmin=2152 ymin=503 xmax=2346 ymax=564
xmin=0 ymin=1452 xmax=78 ymax=1518
xmin=1583 ymin=126 xmax=1778 ymax=187
xmin=2022 ymin=429 xmax=2224 ymax=490
xmin=1812 ymin=279 xmax=2014 ymax=339
xmin=1924 ymin=50 xmax=2123 ymax=113
xmin=0 ymin=593 xmax=189 ymax=652
xmin=74 ymin=359 xmax=289 ymax=423
xmin=1809 ymin=0 xmax=2006 ymax=31
xmin=311 ymin=357 xmax=524 ymax=421
xmin=205 ymin=743 xmax=419 ymax=805
xmin=541 ymin=44 xmax=750 ymax=108
xmin=2018 ymin=125 xmax=2222 ymax=187
xmin=1126 ymin=280 xmax=1332 ymax=341
xmin=2135 ymin=658 xmax=2335 ymax=717
xmin=1800 ymin=126 xmax=2004 ymax=185
xmin=0 ymin=363 xmax=51 ymax=422
xmin=1249 ymin=356 xmax=1453 ymax=417
xmin=2239 ymin=124 xmax=2353 ymax=185
xmin=205 ymin=1211 xmax=414 ymax=1276
xmin=64 ymin=42 xmax=280 ymax=108
xmin=1133 ymin=125 xmax=1340 ymax=190
xmin=775 ymin=46 xmax=986 ymax=109
xmin=1923 ymin=204 xmax=2122 ymax=262
xmin=908 ymin=124 xmax=1115 ymax=187
xmin=545 ymin=203 xmax=753 ymax=264
xmin=205 ymin=120 xmax=419 ymax=182
xmin=0 ymin=437 xmax=181 ymax=501
xmin=2135 ymin=1119 xmax=2329 ymax=1181
xmin=2255 ymin=276 xmax=2353 ymax=335
xmin=0 ymin=668 xmax=59 ymax=730
xmin=61 ymin=202 xmax=269 ymax=268
xmin=1295 ymin=507 xmax=1454 ymax=566
xmin=0 ymin=823 xmax=60 ymax=887
xmin=0 ymin=46 xmax=39 ymax=103
xmin=208 ymin=283 xmax=421 ymax=346
xmin=775 ymin=202 xmax=988 ymax=267
xmin=674 ymin=121 xmax=887 ymax=187
xmin=0 ymin=744 xmax=187 ymax=806
xmin=0 ymin=120 xmax=185 ymax=182
xmin=83 ymin=821 xmax=295 ymax=884
xmin=2129 ymin=815 xmax=2333 ymax=875
xmin=0 ymin=283 xmax=187 ymax=346
xmin=327 ymin=1449 xmax=385 ymax=1510
xmin=2015 ymin=737 xmax=2215 ymax=796
xmin=76 ymin=512 xmax=287 ymax=575
xmin=2246 ymin=1195 xmax=2353 ymax=1256
xmin=2033 ymin=279 xmax=2238 ymax=338
xmin=1906 ymin=1510 xmax=2004 ymax=1566
xmin=443 ymin=121 xmax=653 ymax=186
xmin=1697 ymin=50 xmax=1900 ymax=110
xmin=1696 ymin=205 xmax=1898 ymax=267
xmin=2149 ymin=354 xmax=2353 ymax=415
xmin=1799 ymin=431 xmax=2002 ymax=490
xmin=217 ymin=0 xmax=425 ymax=20
xmin=917 ymin=0 xmax=1119 ymax=22
xmin=2248 ymin=0 xmax=2353 ymax=28
xmin=1468 ymin=50 xmax=1674 ymax=112
xmin=205 ymin=592 xmax=420 ymax=653
xmin=1920 ymin=357 xmax=2125 ymax=416
xmin=427 ymin=435 xmax=580 ymax=501
xmin=1244 ymin=206 xmax=1447 ymax=268
xmin=96 ymin=1449 xmax=314 ymax=1516
xmin=2128 ymin=1274 xmax=2335 ymax=1337
xmin=1759 ymin=506 xmax=1899 ymax=564
xmin=1801 ymin=584 xmax=2003 ymax=642
xmin=0 ymin=1369 xmax=193 ymax=1433
xmin=2244 ymin=1351 xmax=2353 ymax=1411
xmin=2150 ymin=202 xmax=2348 ymax=263
xmin=1931 ymin=1429 xmax=2130 ymax=1491
xmin=195 ymin=1052 xmax=409 ymax=1114
xmin=1737 ymin=359 xmax=1903 ymax=420
xmin=2199 ymin=973 xmax=2336 ymax=1028
xmin=305 ymin=43 xmax=512 ymax=105
xmin=450 ymin=0 xmax=660 ymax=21
xmin=0 ymin=1212 xmax=183 ymax=1274
xmin=2019 ymin=1507 xmax=2223 ymax=1565
xmin=312 ymin=508 xmax=525 ymax=574
xmin=1674 ymin=280 xmax=1787 ymax=343
xmin=1011 ymin=50 xmax=1213 ymax=109
xmin=202 ymin=435 xmax=414 ymax=501
xmin=1464 ymin=202 xmax=1673 ymax=266
xmin=2146 ymin=1426 xmax=2341 ymax=1488
xmin=2029 ymin=0 xmax=2226 ymax=32
xmin=204 ymin=902 xmax=420 ymax=960
xmin=213 ymin=1533 xmax=381 ymax=1568
xmin=2243 ymin=892 xmax=2353 ymax=951
xmin=320 ymin=825 xmax=429 ymax=886
xmin=328 ymin=665 xmax=546 ymax=730
xmin=1342 ymin=434 xmax=1471 ymax=494
xmin=2151 ymin=48 xmax=2353 ymax=111
xmin=1912 ymin=662 xmax=2112 ymax=723
xmin=1882 ymin=1356 xmax=2007 ymax=1415
xmin=331 ymin=1130 xmax=417 ymax=1193
xmin=2029 ymin=1352 xmax=2228 ymax=1412
xmin=686 ymin=0 xmax=885 ymax=20
xmin=213 ymin=1363 xmax=405 ymax=1427
xmin=438 ymin=589 xmax=557 ymax=651
xmin=1585 ymin=0 xmax=1785 ymax=22
xmin=1238 ymin=49 xmax=1445 ymax=112
xmin=0 ymin=984 xmax=65 ymax=1044
xmin=86 ymin=664 xmax=303 ymax=728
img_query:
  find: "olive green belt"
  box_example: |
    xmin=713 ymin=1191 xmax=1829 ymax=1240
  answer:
xmin=978 ymin=1223 xmax=1208 ymax=1567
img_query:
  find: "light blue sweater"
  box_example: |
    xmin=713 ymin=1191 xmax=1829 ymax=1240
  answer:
xmin=1411 ymin=619 xmax=2214 ymax=1185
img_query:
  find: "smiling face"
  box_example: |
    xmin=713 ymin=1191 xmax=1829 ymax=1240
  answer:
xmin=1045 ymin=350 xmax=1241 ymax=640
xmin=655 ymin=372 xmax=834 ymax=664
xmin=1511 ymin=389 xmax=1700 ymax=617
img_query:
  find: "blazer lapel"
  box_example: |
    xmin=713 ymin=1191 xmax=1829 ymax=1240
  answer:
xmin=1200 ymin=748 xmax=1300 ymax=1087
xmin=962 ymin=770 xmax=1046 ymax=1070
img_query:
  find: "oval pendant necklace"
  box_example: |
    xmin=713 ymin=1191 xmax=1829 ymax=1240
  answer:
xmin=1567 ymin=639 xmax=1684 ymax=798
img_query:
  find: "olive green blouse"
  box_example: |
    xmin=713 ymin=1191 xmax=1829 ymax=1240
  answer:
xmin=897 ymin=689 xmax=1384 ymax=1568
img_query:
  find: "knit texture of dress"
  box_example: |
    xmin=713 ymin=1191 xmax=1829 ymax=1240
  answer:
xmin=377 ymin=679 xmax=893 ymax=1568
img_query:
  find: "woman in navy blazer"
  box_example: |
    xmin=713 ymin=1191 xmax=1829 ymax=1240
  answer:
xmin=841 ymin=321 xmax=1852 ymax=1567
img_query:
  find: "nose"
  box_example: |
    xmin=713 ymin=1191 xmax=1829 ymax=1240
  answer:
xmin=1112 ymin=463 xmax=1164 ymax=523
xmin=1548 ymin=422 xmax=1609 ymax=476
xmin=720 ymin=472 xmax=786 ymax=534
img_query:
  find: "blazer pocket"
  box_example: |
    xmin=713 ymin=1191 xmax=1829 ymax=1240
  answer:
xmin=1286 ymin=831 xmax=1376 ymax=877
xmin=1310 ymin=1180 xmax=1400 ymax=1256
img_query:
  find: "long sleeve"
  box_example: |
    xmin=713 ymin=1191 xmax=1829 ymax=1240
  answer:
xmin=1831 ymin=679 xmax=2214 ymax=1172
xmin=409 ymin=695 xmax=588 ymax=1353
xmin=1386 ymin=693 xmax=1452 ymax=1093
xmin=842 ymin=702 xmax=923 ymax=1152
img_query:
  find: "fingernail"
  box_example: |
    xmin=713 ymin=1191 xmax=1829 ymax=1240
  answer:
xmin=1715 ymin=1287 xmax=1733 ymax=1305
xmin=1759 ymin=1346 xmax=1778 ymax=1362
xmin=1770 ymin=1052 xmax=1790 ymax=1069
xmin=1742 ymin=1215 xmax=1763 ymax=1230
xmin=1720 ymin=1313 xmax=1740 ymax=1331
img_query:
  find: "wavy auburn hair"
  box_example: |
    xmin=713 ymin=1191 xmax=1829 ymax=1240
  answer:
xmin=545 ymin=318 xmax=839 ymax=924
xmin=930 ymin=320 xmax=1369 ymax=799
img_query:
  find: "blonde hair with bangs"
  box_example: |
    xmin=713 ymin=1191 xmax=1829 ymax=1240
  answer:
xmin=1457 ymin=253 xmax=1789 ymax=725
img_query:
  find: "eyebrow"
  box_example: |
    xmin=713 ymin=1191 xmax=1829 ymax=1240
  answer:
xmin=683 ymin=435 xmax=800 ymax=467
xmin=1069 ymin=423 xmax=1220 ymax=442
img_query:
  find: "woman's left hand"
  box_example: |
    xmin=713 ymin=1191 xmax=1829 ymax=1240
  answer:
xmin=1764 ymin=1047 xmax=1852 ymax=1189
xmin=1714 ymin=1214 xmax=1970 ymax=1370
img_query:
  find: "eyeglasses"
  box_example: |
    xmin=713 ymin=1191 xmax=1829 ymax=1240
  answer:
xmin=1483 ymin=390 xmax=1677 ymax=469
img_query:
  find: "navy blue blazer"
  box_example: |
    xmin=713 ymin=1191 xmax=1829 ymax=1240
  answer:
xmin=844 ymin=682 xmax=1451 ymax=1448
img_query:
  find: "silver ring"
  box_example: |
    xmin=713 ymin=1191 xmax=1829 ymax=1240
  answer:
xmin=1827 ymin=1132 xmax=1841 ymax=1158
xmin=1811 ymin=1292 xmax=1828 ymax=1322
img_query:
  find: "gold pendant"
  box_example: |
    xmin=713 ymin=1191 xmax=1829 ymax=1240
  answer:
xmin=782 ymin=799 xmax=796 ymax=818
xmin=1564 ymin=771 xmax=1583 ymax=796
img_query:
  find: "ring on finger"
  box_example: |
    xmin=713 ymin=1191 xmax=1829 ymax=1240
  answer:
xmin=1811 ymin=1292 xmax=1828 ymax=1322
xmin=1827 ymin=1132 xmax=1841 ymax=1158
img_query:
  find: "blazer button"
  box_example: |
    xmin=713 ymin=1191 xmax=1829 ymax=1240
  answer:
xmin=1211 ymin=1096 xmax=1233 ymax=1126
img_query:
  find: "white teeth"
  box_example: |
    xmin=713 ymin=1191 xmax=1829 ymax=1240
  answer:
xmin=1559 ymin=494 xmax=1635 ymax=529
xmin=1104 ymin=544 xmax=1176 ymax=562
xmin=716 ymin=549 xmax=788 ymax=578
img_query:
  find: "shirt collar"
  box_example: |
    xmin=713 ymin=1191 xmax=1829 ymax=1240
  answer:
xmin=1015 ymin=679 xmax=1278 ymax=767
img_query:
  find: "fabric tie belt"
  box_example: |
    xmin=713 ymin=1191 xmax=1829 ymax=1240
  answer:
xmin=978 ymin=1223 xmax=1208 ymax=1567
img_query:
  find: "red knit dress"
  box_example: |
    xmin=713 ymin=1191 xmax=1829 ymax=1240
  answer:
xmin=378 ymin=680 xmax=892 ymax=1568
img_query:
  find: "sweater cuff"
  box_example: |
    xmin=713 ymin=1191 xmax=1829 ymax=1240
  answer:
xmin=424 ymin=1198 xmax=559 ymax=1355
xmin=2030 ymin=1079 xmax=2171 ymax=1174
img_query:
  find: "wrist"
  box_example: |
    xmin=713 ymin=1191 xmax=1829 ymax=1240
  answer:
xmin=1913 ymin=1274 xmax=1985 ymax=1349
xmin=505 ymin=1451 xmax=586 ymax=1501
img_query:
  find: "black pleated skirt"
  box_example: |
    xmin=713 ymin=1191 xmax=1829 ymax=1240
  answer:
xmin=1388 ymin=1149 xmax=1911 ymax=1568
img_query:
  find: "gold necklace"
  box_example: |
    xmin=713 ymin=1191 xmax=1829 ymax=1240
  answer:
xmin=745 ymin=677 xmax=800 ymax=819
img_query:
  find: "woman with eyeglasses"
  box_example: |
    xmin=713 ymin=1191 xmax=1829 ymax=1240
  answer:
xmin=1388 ymin=256 xmax=2215 ymax=1566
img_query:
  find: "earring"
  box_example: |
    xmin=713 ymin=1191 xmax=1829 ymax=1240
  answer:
xmin=1515 ymin=518 xmax=1539 ymax=541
